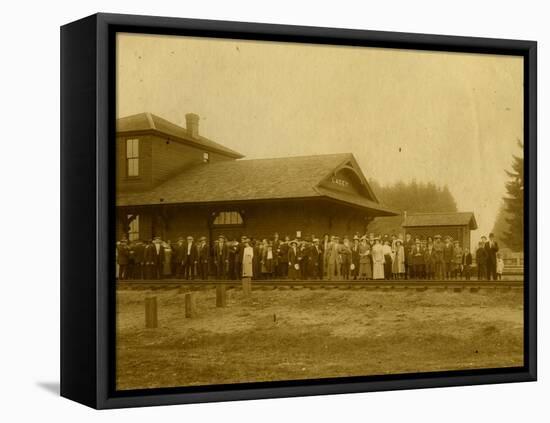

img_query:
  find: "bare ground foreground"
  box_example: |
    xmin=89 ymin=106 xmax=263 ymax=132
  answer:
xmin=116 ymin=286 xmax=523 ymax=390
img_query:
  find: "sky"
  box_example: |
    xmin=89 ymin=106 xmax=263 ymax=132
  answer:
xmin=117 ymin=33 xmax=524 ymax=241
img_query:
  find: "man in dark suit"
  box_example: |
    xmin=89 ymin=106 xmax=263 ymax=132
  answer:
xmin=172 ymin=237 xmax=185 ymax=278
xmin=442 ymin=236 xmax=454 ymax=280
xmin=151 ymin=236 xmax=165 ymax=280
xmin=117 ymin=239 xmax=130 ymax=280
xmin=235 ymin=235 xmax=247 ymax=279
xmin=132 ymin=240 xmax=145 ymax=279
xmin=308 ymin=238 xmax=323 ymax=279
xmin=278 ymin=236 xmax=290 ymax=278
xmin=196 ymin=236 xmax=209 ymax=280
xmin=403 ymin=233 xmax=414 ymax=279
xmin=182 ymin=236 xmax=197 ymax=280
xmin=143 ymin=239 xmax=156 ymax=280
xmin=213 ymin=235 xmax=229 ymax=279
xmin=485 ymin=233 xmax=500 ymax=281
xmin=476 ymin=241 xmax=488 ymax=280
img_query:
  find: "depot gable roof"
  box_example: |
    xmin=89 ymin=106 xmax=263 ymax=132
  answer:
xmin=117 ymin=153 xmax=397 ymax=216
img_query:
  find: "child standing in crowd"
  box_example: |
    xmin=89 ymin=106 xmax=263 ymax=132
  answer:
xmin=496 ymin=253 xmax=504 ymax=280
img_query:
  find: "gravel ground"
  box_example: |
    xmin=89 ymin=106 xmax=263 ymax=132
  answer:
xmin=116 ymin=287 xmax=523 ymax=390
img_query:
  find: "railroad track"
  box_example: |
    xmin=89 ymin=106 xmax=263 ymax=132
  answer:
xmin=117 ymin=278 xmax=524 ymax=291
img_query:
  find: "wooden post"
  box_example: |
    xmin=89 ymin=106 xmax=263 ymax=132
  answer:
xmin=242 ymin=277 xmax=252 ymax=298
xmin=185 ymin=292 xmax=197 ymax=318
xmin=145 ymin=296 xmax=158 ymax=328
xmin=216 ymin=284 xmax=227 ymax=307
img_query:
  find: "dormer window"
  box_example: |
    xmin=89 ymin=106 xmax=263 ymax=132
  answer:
xmin=203 ymin=152 xmax=210 ymax=163
xmin=126 ymin=138 xmax=139 ymax=176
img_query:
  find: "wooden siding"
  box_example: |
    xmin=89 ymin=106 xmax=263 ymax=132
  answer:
xmin=404 ymin=224 xmax=472 ymax=250
xmin=116 ymin=133 xmax=235 ymax=193
xmin=117 ymin=200 xmax=372 ymax=244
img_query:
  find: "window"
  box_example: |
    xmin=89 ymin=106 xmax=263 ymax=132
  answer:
xmin=213 ymin=211 xmax=243 ymax=226
xmin=126 ymin=138 xmax=139 ymax=176
xmin=203 ymin=152 xmax=210 ymax=163
xmin=128 ymin=214 xmax=139 ymax=241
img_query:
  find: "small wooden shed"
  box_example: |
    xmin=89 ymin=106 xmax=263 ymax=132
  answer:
xmin=402 ymin=211 xmax=478 ymax=250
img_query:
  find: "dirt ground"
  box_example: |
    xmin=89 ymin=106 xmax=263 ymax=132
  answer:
xmin=116 ymin=286 xmax=524 ymax=390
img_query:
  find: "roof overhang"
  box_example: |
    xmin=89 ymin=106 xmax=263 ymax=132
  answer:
xmin=117 ymin=194 xmax=399 ymax=217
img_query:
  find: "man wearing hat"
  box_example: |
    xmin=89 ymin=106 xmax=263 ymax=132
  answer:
xmin=308 ymin=238 xmax=323 ymax=279
xmin=485 ymin=233 xmax=500 ymax=281
xmin=151 ymin=236 xmax=166 ymax=280
xmin=476 ymin=240 xmax=488 ymax=280
xmin=442 ymin=236 xmax=454 ymax=280
xmin=288 ymin=239 xmax=301 ymax=280
xmin=117 ymin=238 xmax=130 ymax=280
xmin=451 ymin=240 xmax=463 ymax=279
xmin=424 ymin=239 xmax=436 ymax=280
xmin=433 ymin=235 xmax=444 ymax=279
xmin=173 ymin=237 xmax=185 ymax=278
xmin=403 ymin=233 xmax=414 ymax=279
xmin=234 ymin=235 xmax=247 ymax=280
xmin=195 ymin=236 xmax=209 ymax=280
xmin=278 ymin=235 xmax=290 ymax=279
xmin=182 ymin=235 xmax=197 ymax=280
xmin=214 ymin=235 xmax=228 ymax=279
xmin=132 ymin=239 xmax=145 ymax=280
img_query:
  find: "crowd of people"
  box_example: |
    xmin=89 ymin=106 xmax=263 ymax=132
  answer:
xmin=116 ymin=231 xmax=504 ymax=281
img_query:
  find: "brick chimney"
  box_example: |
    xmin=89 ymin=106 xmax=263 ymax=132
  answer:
xmin=185 ymin=113 xmax=199 ymax=138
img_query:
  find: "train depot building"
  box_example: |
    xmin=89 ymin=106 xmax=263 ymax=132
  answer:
xmin=116 ymin=112 xmax=398 ymax=243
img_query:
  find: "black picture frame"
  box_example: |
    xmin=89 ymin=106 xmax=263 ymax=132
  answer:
xmin=60 ymin=12 xmax=537 ymax=409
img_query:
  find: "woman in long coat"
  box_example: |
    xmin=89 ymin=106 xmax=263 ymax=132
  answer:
xmin=358 ymin=238 xmax=372 ymax=279
xmin=392 ymin=239 xmax=406 ymax=279
xmin=371 ymin=238 xmax=385 ymax=280
xmin=242 ymin=240 xmax=254 ymax=278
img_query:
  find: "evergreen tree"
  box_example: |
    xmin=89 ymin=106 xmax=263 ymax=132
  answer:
xmin=367 ymin=179 xmax=458 ymax=235
xmin=501 ymin=142 xmax=524 ymax=251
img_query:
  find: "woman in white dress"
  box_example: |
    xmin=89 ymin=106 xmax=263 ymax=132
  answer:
xmin=392 ymin=239 xmax=406 ymax=279
xmin=371 ymin=238 xmax=385 ymax=280
xmin=242 ymin=239 xmax=254 ymax=278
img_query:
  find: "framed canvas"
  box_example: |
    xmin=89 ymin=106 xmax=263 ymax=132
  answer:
xmin=60 ymin=13 xmax=537 ymax=409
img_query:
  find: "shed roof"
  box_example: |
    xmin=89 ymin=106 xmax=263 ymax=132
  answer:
xmin=117 ymin=153 xmax=397 ymax=216
xmin=117 ymin=112 xmax=244 ymax=159
xmin=402 ymin=212 xmax=478 ymax=230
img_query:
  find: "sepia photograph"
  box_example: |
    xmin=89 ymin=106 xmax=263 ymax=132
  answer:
xmin=114 ymin=32 xmax=525 ymax=391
